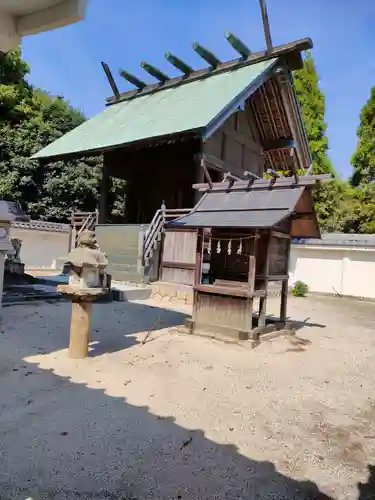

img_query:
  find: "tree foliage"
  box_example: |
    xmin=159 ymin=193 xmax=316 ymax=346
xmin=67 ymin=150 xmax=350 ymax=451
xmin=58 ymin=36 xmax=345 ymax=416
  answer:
xmin=0 ymin=48 xmax=126 ymax=222
xmin=350 ymin=86 xmax=375 ymax=186
xmin=293 ymin=52 xmax=339 ymax=230
xmin=293 ymin=52 xmax=375 ymax=233
xmin=293 ymin=52 xmax=335 ymax=176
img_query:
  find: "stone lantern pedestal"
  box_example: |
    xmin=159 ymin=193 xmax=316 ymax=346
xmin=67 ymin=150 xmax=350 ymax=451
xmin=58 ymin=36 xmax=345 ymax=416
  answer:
xmin=57 ymin=286 xmax=108 ymax=358
xmin=58 ymin=230 xmax=110 ymax=359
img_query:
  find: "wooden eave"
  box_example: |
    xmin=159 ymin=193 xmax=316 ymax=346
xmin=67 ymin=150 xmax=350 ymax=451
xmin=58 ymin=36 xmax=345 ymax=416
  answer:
xmin=248 ymin=73 xmax=311 ymax=172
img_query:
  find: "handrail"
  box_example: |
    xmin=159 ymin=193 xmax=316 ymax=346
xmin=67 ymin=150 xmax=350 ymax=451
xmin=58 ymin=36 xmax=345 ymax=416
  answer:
xmin=144 ymin=208 xmax=191 ymax=244
xmin=72 ymin=207 xmax=193 ymax=267
xmin=142 ymin=207 xmax=192 ymax=267
xmin=144 ymin=211 xmax=162 ymax=247
xmin=143 ymin=215 xmax=165 ymax=261
xmin=78 ymin=213 xmax=96 ymax=234
xmin=144 ymin=208 xmax=191 ymax=247
xmin=71 ymin=211 xmax=97 ymax=247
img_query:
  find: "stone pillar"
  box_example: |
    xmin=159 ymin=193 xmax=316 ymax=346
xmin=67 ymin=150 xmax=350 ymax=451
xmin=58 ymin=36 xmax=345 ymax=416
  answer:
xmin=69 ymin=301 xmax=92 ymax=358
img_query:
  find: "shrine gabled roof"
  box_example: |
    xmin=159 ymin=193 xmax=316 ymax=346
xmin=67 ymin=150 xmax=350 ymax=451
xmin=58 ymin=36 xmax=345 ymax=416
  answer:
xmin=171 ymin=187 xmax=304 ymax=228
xmin=32 ymin=58 xmax=278 ymax=161
xmin=168 ymin=175 xmax=329 ymax=239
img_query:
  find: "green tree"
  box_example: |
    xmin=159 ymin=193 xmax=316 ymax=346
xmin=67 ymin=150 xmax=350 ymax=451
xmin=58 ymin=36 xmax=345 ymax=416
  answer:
xmin=350 ymin=86 xmax=375 ymax=186
xmin=293 ymin=51 xmax=335 ymax=176
xmin=0 ymin=48 xmax=126 ymax=222
xmin=293 ymin=51 xmax=341 ymax=231
xmin=0 ymin=48 xmax=113 ymax=221
xmin=334 ymin=183 xmax=375 ymax=233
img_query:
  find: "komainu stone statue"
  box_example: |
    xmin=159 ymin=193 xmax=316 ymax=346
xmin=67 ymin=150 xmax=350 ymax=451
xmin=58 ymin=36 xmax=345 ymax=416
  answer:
xmin=9 ymin=238 xmax=22 ymax=263
xmin=5 ymin=238 xmax=24 ymax=275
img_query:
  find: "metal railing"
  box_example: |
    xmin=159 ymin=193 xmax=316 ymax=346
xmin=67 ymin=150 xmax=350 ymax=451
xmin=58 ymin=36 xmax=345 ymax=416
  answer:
xmin=142 ymin=205 xmax=192 ymax=269
xmin=70 ymin=210 xmax=98 ymax=248
xmin=70 ymin=205 xmax=192 ymax=280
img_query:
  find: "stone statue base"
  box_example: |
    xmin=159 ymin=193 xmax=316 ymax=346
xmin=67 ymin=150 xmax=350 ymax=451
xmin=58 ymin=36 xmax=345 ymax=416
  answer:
xmin=4 ymin=236 xmax=26 ymax=280
xmin=5 ymin=261 xmax=25 ymax=275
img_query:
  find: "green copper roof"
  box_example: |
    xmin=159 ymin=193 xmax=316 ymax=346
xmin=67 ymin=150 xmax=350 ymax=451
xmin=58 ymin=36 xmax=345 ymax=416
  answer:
xmin=32 ymin=59 xmax=277 ymax=160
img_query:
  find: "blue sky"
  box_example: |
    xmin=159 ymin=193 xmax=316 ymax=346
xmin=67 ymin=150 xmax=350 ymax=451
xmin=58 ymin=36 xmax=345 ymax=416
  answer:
xmin=22 ymin=0 xmax=374 ymax=178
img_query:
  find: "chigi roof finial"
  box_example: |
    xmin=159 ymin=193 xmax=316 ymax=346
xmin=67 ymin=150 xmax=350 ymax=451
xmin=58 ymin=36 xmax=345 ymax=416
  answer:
xmin=259 ymin=0 xmax=273 ymax=53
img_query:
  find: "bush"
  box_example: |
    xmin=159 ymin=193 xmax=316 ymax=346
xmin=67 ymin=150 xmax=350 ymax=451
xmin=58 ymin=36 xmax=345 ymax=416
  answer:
xmin=291 ymin=281 xmax=309 ymax=297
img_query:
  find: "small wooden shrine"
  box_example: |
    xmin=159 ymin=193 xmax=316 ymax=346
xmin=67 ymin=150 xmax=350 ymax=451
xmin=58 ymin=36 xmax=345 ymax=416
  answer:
xmin=168 ymin=173 xmax=328 ymax=343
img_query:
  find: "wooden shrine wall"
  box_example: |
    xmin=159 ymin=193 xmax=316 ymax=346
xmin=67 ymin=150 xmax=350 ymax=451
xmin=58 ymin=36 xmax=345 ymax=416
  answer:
xmin=255 ymin=232 xmax=289 ymax=279
xmin=203 ymin=104 xmax=264 ymax=178
xmin=268 ymin=236 xmax=289 ymax=276
xmin=103 ymin=139 xmax=200 ymax=224
xmin=160 ymin=228 xmax=197 ymax=285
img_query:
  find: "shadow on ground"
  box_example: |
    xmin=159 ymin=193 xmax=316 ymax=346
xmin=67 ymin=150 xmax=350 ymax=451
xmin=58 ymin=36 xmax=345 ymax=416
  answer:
xmin=259 ymin=314 xmax=326 ymax=333
xmin=287 ymin=316 xmax=327 ymax=332
xmin=358 ymin=464 xmax=375 ymax=499
xmin=3 ymin=300 xmax=188 ymax=357
xmin=0 ymin=300 xmax=335 ymax=500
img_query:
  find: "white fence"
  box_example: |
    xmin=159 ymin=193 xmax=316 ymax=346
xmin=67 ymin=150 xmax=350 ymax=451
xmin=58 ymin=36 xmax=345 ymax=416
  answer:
xmin=9 ymin=223 xmax=375 ymax=300
xmin=10 ymin=220 xmax=70 ymax=270
xmin=290 ymin=234 xmax=375 ymax=300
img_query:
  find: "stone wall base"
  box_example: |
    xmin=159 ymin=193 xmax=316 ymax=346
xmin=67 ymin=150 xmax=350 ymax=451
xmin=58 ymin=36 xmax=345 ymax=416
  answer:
xmin=150 ymin=281 xmax=193 ymax=307
xmin=150 ymin=281 xmax=284 ymax=307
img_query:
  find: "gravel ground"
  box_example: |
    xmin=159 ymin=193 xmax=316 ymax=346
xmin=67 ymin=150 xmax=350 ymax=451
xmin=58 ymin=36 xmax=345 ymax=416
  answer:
xmin=0 ymin=294 xmax=375 ymax=500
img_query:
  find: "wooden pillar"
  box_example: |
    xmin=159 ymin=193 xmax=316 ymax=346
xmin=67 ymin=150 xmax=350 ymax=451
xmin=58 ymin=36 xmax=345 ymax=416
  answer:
xmin=194 ymin=228 xmax=204 ymax=285
xmin=245 ymin=233 xmax=258 ymax=333
xmin=192 ymin=228 xmax=204 ymax=322
xmin=194 ymin=156 xmax=205 ymax=204
xmin=68 ymin=213 xmax=73 ymax=251
xmin=280 ymin=237 xmax=291 ymax=325
xmin=98 ymin=160 xmax=110 ymax=224
xmin=69 ymin=301 xmax=92 ymax=358
xmin=248 ymin=231 xmax=258 ymax=293
xmin=124 ymin=176 xmax=136 ymax=223
xmin=137 ymin=224 xmax=146 ymax=276
xmin=258 ymin=230 xmax=271 ymax=328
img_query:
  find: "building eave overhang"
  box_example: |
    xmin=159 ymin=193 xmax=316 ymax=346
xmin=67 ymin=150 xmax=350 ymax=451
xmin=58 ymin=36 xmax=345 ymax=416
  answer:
xmin=0 ymin=0 xmax=87 ymax=52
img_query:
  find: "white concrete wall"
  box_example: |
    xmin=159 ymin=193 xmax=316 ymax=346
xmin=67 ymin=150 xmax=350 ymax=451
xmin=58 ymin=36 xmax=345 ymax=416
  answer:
xmin=7 ymin=225 xmax=375 ymax=299
xmin=289 ymin=245 xmax=375 ymax=299
xmin=10 ymin=226 xmax=70 ymax=270
xmin=0 ymin=7 xmax=17 ymax=52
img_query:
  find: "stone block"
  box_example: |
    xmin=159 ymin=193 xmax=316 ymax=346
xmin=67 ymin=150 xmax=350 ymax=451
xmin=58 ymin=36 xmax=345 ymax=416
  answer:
xmin=177 ymin=289 xmax=187 ymax=302
xmin=170 ymin=296 xmax=179 ymax=306
xmin=185 ymin=291 xmax=194 ymax=305
xmin=158 ymin=283 xmax=174 ymax=298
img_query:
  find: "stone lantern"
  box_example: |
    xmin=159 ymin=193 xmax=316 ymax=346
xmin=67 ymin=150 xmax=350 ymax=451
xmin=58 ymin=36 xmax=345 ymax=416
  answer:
xmin=58 ymin=230 xmax=110 ymax=358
